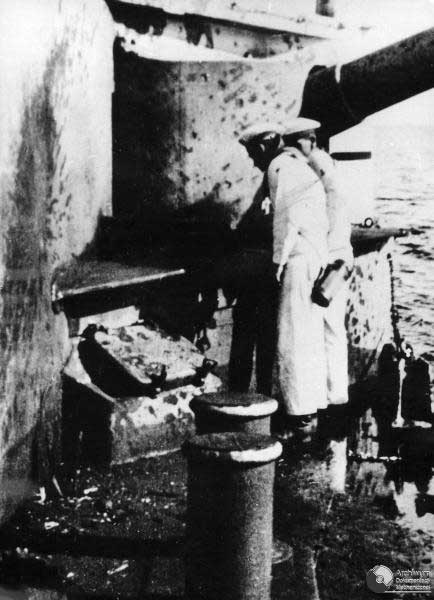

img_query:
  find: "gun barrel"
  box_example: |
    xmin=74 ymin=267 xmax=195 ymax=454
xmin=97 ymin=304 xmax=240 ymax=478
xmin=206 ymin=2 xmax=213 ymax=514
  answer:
xmin=300 ymin=27 xmax=434 ymax=137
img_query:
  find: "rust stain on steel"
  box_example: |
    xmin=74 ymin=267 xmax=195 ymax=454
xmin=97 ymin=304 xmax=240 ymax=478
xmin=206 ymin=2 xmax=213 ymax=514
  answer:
xmin=224 ymin=83 xmax=248 ymax=104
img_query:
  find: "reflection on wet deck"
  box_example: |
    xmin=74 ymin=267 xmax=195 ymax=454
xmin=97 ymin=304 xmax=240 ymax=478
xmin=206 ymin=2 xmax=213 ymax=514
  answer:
xmin=279 ymin=391 xmax=434 ymax=541
xmin=272 ymin=392 xmax=433 ymax=598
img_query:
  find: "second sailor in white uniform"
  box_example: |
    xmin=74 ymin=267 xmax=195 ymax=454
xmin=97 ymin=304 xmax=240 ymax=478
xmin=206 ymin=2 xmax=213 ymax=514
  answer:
xmin=268 ymin=120 xmax=329 ymax=427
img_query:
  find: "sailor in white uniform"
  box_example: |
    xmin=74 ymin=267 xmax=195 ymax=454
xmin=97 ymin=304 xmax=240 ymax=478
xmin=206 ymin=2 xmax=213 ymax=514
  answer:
xmin=305 ymin=138 xmax=353 ymax=408
xmin=240 ymin=118 xmax=352 ymax=436
xmin=269 ymin=120 xmax=329 ymax=426
xmin=273 ymin=119 xmax=354 ymax=433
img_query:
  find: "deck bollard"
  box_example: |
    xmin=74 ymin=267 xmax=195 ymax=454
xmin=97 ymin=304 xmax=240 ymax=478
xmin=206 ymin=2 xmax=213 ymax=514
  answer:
xmin=183 ymin=432 xmax=282 ymax=600
xmin=190 ymin=392 xmax=278 ymax=435
xmin=190 ymin=391 xmax=292 ymax=566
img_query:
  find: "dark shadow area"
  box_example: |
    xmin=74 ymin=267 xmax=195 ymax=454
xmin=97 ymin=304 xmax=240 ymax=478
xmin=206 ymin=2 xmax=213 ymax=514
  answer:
xmin=62 ymin=374 xmax=113 ymax=473
xmin=77 ymin=337 xmax=151 ymax=398
xmin=0 ymin=530 xmax=183 ymax=560
xmin=0 ymin=451 xmax=187 ymax=598
xmin=0 ymin=552 xmax=62 ymax=590
xmin=106 ymin=1 xmax=168 ymax=36
xmin=415 ymin=493 xmax=434 ymax=517
xmin=95 ymin=203 xmax=238 ymax=266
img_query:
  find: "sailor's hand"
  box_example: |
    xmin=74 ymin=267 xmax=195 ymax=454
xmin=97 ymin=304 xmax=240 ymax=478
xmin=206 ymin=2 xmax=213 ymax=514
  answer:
xmin=261 ymin=197 xmax=272 ymax=215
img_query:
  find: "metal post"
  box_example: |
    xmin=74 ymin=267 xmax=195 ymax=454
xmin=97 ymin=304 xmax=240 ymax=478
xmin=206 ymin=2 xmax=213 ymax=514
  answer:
xmin=190 ymin=392 xmax=278 ymax=435
xmin=190 ymin=391 xmax=293 ymax=566
xmin=184 ymin=432 xmax=282 ymax=600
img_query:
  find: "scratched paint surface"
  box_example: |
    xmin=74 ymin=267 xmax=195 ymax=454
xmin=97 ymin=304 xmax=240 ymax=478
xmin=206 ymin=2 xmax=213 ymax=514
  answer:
xmin=346 ymin=242 xmax=394 ymax=383
xmin=0 ymin=0 xmax=113 ymax=523
xmin=112 ymin=39 xmax=318 ymax=225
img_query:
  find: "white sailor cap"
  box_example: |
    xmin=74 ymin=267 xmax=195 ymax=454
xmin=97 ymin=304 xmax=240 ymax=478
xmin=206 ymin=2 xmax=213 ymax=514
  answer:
xmin=238 ymin=122 xmax=283 ymax=146
xmin=282 ymin=117 xmax=321 ymax=136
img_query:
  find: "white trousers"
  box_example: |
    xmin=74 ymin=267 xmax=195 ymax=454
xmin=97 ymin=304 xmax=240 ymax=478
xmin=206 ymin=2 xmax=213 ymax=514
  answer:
xmin=277 ymin=254 xmax=327 ymax=416
xmin=324 ymin=283 xmax=349 ymax=405
xmin=277 ymin=255 xmax=349 ymax=416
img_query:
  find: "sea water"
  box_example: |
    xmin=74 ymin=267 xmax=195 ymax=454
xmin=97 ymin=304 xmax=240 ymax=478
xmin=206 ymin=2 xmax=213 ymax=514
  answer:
xmin=374 ymin=125 xmax=434 ymax=362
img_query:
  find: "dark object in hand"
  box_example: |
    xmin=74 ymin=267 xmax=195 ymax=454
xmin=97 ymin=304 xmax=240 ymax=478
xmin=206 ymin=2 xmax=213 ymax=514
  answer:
xmin=311 ymin=259 xmax=352 ymax=307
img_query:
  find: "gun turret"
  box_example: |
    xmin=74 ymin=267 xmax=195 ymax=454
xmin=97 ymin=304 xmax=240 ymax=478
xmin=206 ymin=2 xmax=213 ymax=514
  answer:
xmin=111 ymin=3 xmax=434 ymax=226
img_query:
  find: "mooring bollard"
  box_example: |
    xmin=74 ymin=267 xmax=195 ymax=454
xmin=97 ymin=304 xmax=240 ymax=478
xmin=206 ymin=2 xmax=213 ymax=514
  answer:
xmin=190 ymin=391 xmax=293 ymax=566
xmin=190 ymin=392 xmax=278 ymax=435
xmin=183 ymin=432 xmax=282 ymax=600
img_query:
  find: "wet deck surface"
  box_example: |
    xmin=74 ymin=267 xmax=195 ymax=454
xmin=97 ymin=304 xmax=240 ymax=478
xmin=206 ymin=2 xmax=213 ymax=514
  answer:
xmin=0 ymin=402 xmax=433 ymax=599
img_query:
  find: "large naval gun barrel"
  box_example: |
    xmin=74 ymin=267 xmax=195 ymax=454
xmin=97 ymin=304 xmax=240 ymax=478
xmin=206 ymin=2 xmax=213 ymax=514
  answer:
xmin=301 ymin=27 xmax=434 ymax=139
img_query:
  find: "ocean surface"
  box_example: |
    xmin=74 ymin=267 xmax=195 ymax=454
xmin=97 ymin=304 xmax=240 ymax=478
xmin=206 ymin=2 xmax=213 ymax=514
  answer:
xmin=374 ymin=125 xmax=434 ymax=362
